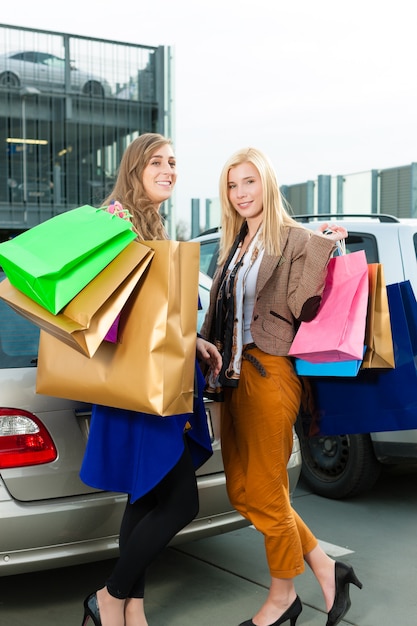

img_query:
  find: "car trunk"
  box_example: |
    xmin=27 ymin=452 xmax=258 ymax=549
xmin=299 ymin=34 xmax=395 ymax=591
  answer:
xmin=0 ymin=368 xmax=225 ymax=503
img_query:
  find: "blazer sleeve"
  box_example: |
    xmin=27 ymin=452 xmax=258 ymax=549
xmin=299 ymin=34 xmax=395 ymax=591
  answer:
xmin=287 ymin=229 xmax=336 ymax=322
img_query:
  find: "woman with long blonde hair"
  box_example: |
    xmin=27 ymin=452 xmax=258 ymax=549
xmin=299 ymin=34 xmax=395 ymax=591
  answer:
xmin=201 ymin=147 xmax=362 ymax=626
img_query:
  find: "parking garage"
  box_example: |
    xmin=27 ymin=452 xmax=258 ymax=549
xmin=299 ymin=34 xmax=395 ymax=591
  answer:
xmin=0 ymin=23 xmax=170 ymax=239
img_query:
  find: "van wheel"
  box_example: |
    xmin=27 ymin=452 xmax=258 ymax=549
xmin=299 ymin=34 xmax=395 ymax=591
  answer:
xmin=295 ymin=414 xmax=382 ymax=499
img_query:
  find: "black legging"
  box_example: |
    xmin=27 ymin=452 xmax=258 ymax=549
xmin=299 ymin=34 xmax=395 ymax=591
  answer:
xmin=106 ymin=441 xmax=198 ymax=599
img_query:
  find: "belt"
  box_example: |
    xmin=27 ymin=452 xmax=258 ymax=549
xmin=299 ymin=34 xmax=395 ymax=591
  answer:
xmin=242 ymin=343 xmax=267 ymax=377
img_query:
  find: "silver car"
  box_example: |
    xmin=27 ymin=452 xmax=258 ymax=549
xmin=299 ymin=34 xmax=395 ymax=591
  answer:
xmin=0 ymin=50 xmax=112 ymax=97
xmin=0 ymin=269 xmax=301 ymax=577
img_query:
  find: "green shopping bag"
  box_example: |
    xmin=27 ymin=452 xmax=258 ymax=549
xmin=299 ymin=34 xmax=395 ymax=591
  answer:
xmin=0 ymin=205 xmax=136 ymax=314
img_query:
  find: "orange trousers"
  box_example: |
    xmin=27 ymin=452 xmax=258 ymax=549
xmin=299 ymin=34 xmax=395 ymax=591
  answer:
xmin=221 ymin=348 xmax=317 ymax=579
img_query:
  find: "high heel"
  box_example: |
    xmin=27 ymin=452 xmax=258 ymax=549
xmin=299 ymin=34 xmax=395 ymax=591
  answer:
xmin=326 ymin=561 xmax=363 ymax=626
xmin=81 ymin=592 xmax=101 ymax=626
xmin=239 ymin=595 xmax=302 ymax=626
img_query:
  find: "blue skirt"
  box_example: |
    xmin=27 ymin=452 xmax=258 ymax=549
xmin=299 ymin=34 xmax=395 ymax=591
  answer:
xmin=80 ymin=364 xmax=213 ymax=502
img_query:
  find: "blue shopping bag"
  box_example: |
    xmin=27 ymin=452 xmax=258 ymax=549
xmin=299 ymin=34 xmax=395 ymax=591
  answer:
xmin=294 ymin=349 xmax=365 ymax=377
xmin=307 ymin=281 xmax=417 ymax=435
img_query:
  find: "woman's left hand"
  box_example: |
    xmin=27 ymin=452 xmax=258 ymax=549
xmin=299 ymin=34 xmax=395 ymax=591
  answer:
xmin=317 ymin=222 xmax=348 ymax=242
xmin=196 ymin=337 xmax=222 ymax=377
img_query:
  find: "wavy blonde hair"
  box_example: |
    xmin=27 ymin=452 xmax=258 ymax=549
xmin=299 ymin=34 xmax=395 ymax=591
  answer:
xmin=218 ymin=147 xmax=303 ymax=265
xmin=102 ymin=133 xmax=172 ymax=240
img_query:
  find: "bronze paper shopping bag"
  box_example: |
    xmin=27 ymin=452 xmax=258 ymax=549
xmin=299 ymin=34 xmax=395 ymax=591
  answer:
xmin=361 ymin=263 xmax=395 ymax=369
xmin=36 ymin=241 xmax=200 ymax=416
xmin=0 ymin=241 xmax=154 ymax=357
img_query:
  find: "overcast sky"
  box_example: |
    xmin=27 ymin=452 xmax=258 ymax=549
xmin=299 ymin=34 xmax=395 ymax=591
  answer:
xmin=2 ymin=0 xmax=416 ymax=226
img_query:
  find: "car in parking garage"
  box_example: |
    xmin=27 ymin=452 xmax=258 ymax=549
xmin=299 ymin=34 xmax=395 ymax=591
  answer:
xmin=0 ymin=50 xmax=112 ymax=97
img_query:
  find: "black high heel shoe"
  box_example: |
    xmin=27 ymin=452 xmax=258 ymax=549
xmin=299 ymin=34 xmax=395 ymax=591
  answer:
xmin=326 ymin=561 xmax=363 ymax=626
xmin=81 ymin=592 xmax=101 ymax=626
xmin=239 ymin=595 xmax=302 ymax=626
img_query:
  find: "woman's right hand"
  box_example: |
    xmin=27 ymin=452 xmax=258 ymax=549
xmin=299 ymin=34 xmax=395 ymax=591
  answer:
xmin=196 ymin=338 xmax=222 ymax=377
xmin=316 ymin=222 xmax=348 ymax=242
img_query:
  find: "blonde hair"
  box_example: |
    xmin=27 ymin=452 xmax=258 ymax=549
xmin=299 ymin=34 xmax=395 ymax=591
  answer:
xmin=218 ymin=147 xmax=303 ymax=265
xmin=102 ymin=133 xmax=172 ymax=240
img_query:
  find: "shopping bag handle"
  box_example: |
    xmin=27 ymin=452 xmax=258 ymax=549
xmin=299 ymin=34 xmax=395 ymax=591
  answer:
xmin=100 ymin=201 xmax=132 ymax=222
xmin=335 ymin=240 xmax=346 ymax=256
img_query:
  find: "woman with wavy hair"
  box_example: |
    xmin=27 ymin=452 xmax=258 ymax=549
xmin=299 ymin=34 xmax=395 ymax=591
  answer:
xmin=80 ymin=133 xmax=221 ymax=626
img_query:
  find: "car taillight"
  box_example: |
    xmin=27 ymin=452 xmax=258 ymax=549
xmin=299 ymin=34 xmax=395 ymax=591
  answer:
xmin=0 ymin=408 xmax=57 ymax=469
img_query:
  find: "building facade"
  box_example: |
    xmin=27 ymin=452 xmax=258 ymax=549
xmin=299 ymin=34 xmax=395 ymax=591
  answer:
xmin=281 ymin=164 xmax=417 ymax=219
xmin=0 ymin=24 xmax=174 ymax=240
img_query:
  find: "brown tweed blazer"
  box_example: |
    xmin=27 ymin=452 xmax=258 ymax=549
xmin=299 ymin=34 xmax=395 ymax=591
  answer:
xmin=200 ymin=226 xmax=336 ymax=356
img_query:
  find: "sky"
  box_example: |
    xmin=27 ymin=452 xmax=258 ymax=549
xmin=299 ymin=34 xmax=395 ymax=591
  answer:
xmin=2 ymin=0 xmax=416 ymax=228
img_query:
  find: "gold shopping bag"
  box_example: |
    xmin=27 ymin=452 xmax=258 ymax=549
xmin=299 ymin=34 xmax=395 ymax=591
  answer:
xmin=0 ymin=241 xmax=154 ymax=357
xmin=361 ymin=263 xmax=395 ymax=369
xmin=36 ymin=241 xmax=200 ymax=416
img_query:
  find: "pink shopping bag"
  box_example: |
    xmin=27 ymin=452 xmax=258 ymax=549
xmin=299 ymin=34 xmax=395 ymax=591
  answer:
xmin=288 ymin=250 xmax=369 ymax=363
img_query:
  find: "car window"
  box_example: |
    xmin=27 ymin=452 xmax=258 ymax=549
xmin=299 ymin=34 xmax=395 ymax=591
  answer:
xmin=0 ymin=275 xmax=39 ymax=368
xmin=43 ymin=55 xmax=65 ymax=69
xmin=199 ymin=239 xmax=219 ymax=278
xmin=345 ymin=233 xmax=379 ymax=263
xmin=16 ymin=52 xmax=37 ymax=63
xmin=197 ymin=282 xmax=210 ymax=331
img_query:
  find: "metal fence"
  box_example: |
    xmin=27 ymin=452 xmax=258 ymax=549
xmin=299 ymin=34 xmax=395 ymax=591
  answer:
xmin=0 ymin=24 xmax=170 ymax=236
xmin=281 ymin=163 xmax=417 ymax=219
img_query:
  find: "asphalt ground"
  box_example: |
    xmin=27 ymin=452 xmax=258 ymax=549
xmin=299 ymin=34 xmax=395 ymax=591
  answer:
xmin=1 ymin=464 xmax=416 ymax=626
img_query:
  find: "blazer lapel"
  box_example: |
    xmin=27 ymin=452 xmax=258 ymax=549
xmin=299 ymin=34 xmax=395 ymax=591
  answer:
xmin=257 ymin=255 xmax=281 ymax=292
xmin=256 ymin=227 xmax=290 ymax=292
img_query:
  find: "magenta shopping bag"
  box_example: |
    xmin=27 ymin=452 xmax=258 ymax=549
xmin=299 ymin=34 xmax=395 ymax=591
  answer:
xmin=104 ymin=313 xmax=120 ymax=343
xmin=288 ymin=250 xmax=369 ymax=363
